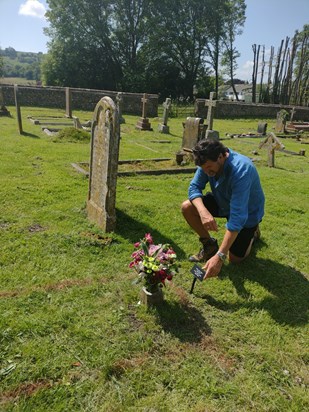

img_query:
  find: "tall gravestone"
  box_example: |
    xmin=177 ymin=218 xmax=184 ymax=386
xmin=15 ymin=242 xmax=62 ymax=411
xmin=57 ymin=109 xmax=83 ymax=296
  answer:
xmin=204 ymin=92 xmax=219 ymax=140
xmin=158 ymin=98 xmax=171 ymax=134
xmin=87 ymin=96 xmax=120 ymax=232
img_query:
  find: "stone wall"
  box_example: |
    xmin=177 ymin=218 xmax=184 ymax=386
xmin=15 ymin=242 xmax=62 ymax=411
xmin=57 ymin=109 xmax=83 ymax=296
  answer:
xmin=1 ymin=84 xmax=158 ymax=117
xmin=195 ymin=99 xmax=309 ymax=121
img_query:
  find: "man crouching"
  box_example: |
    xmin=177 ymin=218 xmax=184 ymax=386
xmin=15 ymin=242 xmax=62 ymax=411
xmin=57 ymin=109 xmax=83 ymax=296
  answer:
xmin=181 ymin=139 xmax=265 ymax=279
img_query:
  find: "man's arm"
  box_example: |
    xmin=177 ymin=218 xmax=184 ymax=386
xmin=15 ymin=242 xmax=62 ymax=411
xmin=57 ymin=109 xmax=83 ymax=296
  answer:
xmin=191 ymin=197 xmax=218 ymax=232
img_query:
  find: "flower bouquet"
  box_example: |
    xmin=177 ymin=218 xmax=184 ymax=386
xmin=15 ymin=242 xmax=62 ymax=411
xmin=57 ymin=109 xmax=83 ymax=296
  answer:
xmin=129 ymin=233 xmax=179 ymax=295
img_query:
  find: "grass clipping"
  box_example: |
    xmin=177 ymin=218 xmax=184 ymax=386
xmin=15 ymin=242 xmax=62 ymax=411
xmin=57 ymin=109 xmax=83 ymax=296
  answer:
xmin=53 ymin=127 xmax=90 ymax=143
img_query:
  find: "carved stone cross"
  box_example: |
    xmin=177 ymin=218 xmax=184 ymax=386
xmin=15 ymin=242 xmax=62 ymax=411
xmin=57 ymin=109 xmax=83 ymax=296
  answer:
xmin=205 ymin=92 xmax=216 ymax=130
xmin=162 ymin=97 xmax=171 ymax=126
xmin=259 ymin=132 xmax=285 ymax=167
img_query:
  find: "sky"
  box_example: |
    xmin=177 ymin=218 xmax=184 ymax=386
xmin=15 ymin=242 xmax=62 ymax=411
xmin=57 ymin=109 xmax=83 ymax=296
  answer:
xmin=0 ymin=0 xmax=308 ymax=81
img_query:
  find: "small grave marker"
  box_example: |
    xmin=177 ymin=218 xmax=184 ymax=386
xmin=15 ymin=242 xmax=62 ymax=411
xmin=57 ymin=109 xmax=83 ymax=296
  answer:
xmin=190 ymin=264 xmax=206 ymax=293
xmin=87 ymin=96 xmax=120 ymax=232
xmin=257 ymin=122 xmax=267 ymax=135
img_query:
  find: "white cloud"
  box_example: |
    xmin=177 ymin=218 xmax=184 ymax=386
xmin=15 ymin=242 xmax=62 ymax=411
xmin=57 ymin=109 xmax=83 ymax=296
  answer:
xmin=236 ymin=60 xmax=254 ymax=81
xmin=19 ymin=0 xmax=46 ymax=19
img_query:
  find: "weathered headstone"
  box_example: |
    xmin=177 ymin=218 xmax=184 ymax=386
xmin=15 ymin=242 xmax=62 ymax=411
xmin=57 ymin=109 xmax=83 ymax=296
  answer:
xmin=65 ymin=87 xmax=72 ymax=118
xmin=275 ymin=114 xmax=285 ymax=134
xmin=257 ymin=122 xmax=267 ymax=135
xmin=275 ymin=109 xmax=289 ymax=134
xmin=136 ymin=93 xmax=153 ymax=131
xmin=116 ymin=92 xmax=125 ymax=124
xmin=259 ymin=132 xmax=285 ymax=167
xmin=87 ymin=96 xmax=120 ymax=232
xmin=182 ymin=117 xmax=205 ymax=149
xmin=14 ymin=84 xmax=23 ymax=134
xmin=0 ymin=87 xmax=10 ymax=117
xmin=158 ymin=98 xmax=171 ymax=134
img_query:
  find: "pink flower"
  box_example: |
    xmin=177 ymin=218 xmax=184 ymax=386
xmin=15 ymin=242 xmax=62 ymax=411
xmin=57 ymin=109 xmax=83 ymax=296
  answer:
xmin=134 ymin=242 xmax=140 ymax=248
xmin=148 ymin=244 xmax=161 ymax=256
xmin=144 ymin=233 xmax=153 ymax=244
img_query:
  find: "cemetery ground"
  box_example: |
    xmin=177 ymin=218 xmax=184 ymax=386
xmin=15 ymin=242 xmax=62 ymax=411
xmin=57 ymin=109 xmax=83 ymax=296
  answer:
xmin=0 ymin=106 xmax=308 ymax=411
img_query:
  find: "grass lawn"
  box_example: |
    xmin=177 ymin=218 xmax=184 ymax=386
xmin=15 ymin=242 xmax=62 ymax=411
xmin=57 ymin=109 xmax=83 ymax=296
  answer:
xmin=0 ymin=106 xmax=308 ymax=411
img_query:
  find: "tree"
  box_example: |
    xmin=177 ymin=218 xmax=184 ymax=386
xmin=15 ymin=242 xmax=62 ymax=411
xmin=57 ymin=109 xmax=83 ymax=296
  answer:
xmin=43 ymin=0 xmax=245 ymax=97
xmin=220 ymin=0 xmax=246 ymax=100
xmin=146 ymin=0 xmax=216 ymax=98
xmin=44 ymin=0 xmax=152 ymax=89
xmin=292 ymin=25 xmax=309 ymax=106
xmin=204 ymin=0 xmax=231 ymax=97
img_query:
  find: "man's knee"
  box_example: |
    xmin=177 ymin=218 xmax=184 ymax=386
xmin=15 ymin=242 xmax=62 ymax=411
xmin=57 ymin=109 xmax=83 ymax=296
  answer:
xmin=181 ymin=199 xmax=192 ymax=215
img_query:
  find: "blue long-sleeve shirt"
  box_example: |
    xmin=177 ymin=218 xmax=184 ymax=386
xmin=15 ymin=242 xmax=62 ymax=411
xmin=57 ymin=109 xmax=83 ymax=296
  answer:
xmin=188 ymin=149 xmax=265 ymax=232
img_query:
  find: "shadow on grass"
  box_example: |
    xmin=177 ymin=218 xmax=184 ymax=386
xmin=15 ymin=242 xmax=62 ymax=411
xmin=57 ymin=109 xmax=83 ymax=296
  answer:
xmin=115 ymin=208 xmax=187 ymax=259
xmin=154 ymin=299 xmax=212 ymax=342
xmin=21 ymin=131 xmax=40 ymax=139
xmin=200 ymin=241 xmax=309 ymax=326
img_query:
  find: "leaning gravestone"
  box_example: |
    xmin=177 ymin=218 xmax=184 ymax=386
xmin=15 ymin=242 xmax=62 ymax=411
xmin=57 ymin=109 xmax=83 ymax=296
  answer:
xmin=87 ymin=96 xmax=120 ymax=232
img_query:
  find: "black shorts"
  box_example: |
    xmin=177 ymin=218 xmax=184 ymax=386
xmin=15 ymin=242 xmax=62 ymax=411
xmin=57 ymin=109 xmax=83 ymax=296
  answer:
xmin=202 ymin=192 xmax=258 ymax=258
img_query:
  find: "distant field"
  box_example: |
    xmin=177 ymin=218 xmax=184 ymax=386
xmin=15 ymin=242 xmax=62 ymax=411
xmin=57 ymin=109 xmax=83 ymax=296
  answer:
xmin=0 ymin=77 xmax=37 ymax=85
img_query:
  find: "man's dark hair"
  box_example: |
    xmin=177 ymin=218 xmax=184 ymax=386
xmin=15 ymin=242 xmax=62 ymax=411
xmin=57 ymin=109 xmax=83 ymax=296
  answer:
xmin=192 ymin=139 xmax=228 ymax=166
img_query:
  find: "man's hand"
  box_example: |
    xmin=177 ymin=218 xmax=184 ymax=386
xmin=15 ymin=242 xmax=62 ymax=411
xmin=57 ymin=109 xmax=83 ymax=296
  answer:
xmin=202 ymin=254 xmax=223 ymax=279
xmin=200 ymin=212 xmax=218 ymax=232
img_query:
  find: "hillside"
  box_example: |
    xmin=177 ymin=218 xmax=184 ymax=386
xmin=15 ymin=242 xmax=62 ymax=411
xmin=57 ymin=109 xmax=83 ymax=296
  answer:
xmin=0 ymin=46 xmax=44 ymax=81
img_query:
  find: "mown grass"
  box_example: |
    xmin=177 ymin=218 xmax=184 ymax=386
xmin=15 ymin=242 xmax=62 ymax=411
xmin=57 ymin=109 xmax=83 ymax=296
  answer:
xmin=0 ymin=106 xmax=308 ymax=411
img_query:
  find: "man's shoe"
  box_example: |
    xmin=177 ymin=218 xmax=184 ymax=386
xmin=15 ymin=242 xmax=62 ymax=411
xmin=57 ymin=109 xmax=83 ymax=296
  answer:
xmin=189 ymin=237 xmax=219 ymax=263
